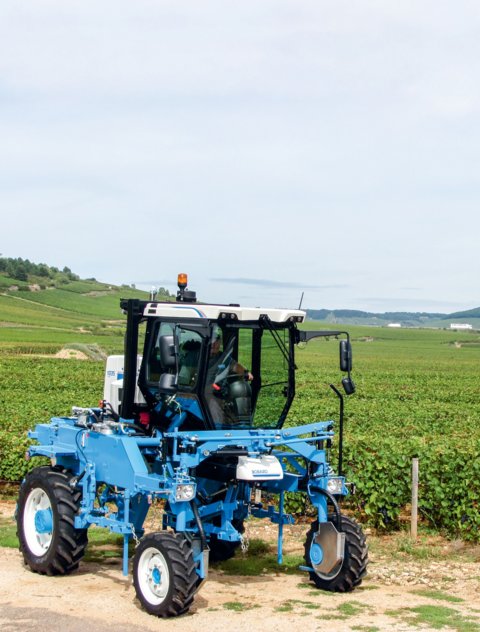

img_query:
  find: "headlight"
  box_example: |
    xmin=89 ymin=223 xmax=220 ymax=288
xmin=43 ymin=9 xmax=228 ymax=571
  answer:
xmin=326 ymin=477 xmax=344 ymax=495
xmin=175 ymin=484 xmax=195 ymax=502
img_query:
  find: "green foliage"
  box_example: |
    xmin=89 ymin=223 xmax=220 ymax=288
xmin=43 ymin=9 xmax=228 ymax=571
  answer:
xmin=284 ymin=491 xmax=309 ymax=515
xmin=0 ymin=298 xmax=479 ymax=543
xmin=0 ymin=357 xmax=104 ymax=481
xmin=340 ymin=433 xmax=480 ymax=540
xmin=0 ymin=429 xmax=32 ymax=481
xmin=288 ymin=327 xmax=480 ymax=541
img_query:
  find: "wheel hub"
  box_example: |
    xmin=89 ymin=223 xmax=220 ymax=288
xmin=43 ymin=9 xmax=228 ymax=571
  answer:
xmin=310 ymin=542 xmax=323 ymax=565
xmin=151 ymin=566 xmax=161 ymax=585
xmin=147 ymin=561 xmax=164 ymax=596
xmin=34 ymin=508 xmax=53 ymax=534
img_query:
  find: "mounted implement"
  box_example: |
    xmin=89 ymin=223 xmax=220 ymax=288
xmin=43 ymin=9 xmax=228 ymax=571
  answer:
xmin=17 ymin=274 xmax=367 ymax=616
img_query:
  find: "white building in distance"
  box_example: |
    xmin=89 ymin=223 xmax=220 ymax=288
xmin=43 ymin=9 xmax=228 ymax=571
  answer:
xmin=387 ymin=323 xmax=402 ymax=328
xmin=450 ymin=323 xmax=473 ymax=330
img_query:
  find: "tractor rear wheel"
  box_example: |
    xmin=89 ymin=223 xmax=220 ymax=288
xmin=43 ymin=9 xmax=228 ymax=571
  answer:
xmin=304 ymin=514 xmax=368 ymax=592
xmin=17 ymin=465 xmax=88 ymax=575
xmin=133 ymin=531 xmax=197 ymax=617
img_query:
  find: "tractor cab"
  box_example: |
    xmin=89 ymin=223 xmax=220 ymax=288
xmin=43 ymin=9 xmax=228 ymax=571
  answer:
xmin=116 ymin=274 xmax=355 ymax=435
xmin=140 ymin=315 xmax=296 ymax=431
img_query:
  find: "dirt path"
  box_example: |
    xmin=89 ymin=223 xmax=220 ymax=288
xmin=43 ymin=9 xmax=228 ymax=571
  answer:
xmin=1 ymin=501 xmax=479 ymax=632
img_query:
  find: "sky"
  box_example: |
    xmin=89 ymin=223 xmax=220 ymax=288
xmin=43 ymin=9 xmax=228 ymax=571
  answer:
xmin=1 ymin=1 xmax=479 ymax=313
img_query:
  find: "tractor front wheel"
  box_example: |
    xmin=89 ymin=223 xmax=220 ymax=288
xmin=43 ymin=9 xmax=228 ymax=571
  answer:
xmin=304 ymin=514 xmax=368 ymax=592
xmin=133 ymin=532 xmax=197 ymax=617
xmin=16 ymin=465 xmax=88 ymax=575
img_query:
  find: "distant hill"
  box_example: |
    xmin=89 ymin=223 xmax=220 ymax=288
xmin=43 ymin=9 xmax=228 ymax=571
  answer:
xmin=0 ymin=257 xmax=172 ymax=298
xmin=0 ymin=257 xmax=173 ymax=334
xmin=448 ymin=307 xmax=480 ymax=319
xmin=1 ymin=257 xmax=478 ymax=331
xmin=305 ymin=308 xmax=480 ymax=329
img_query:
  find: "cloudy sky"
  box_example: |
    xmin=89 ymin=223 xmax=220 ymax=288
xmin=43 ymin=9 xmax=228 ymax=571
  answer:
xmin=1 ymin=1 xmax=479 ymax=312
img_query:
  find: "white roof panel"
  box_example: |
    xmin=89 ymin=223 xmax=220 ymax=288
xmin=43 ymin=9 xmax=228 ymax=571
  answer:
xmin=143 ymin=302 xmax=305 ymax=323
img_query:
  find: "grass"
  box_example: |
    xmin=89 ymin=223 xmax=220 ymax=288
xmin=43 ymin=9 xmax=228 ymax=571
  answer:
xmin=412 ymin=589 xmax=464 ymax=604
xmin=337 ymin=601 xmax=370 ymax=617
xmin=272 ymin=595 xmax=374 ymax=618
xmin=0 ymin=516 xmax=18 ymax=548
xmin=407 ymin=605 xmax=479 ymax=631
xmin=212 ymin=539 xmax=304 ymax=576
xmin=222 ymin=601 xmax=259 ymax=612
xmin=82 ymin=528 xmax=127 ymax=563
xmin=386 ymin=605 xmax=480 ymax=631
xmin=0 ymin=278 xmax=166 ymax=352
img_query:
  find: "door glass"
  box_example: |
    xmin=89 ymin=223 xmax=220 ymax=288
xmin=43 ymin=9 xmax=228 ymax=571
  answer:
xmin=253 ymin=328 xmax=289 ymax=427
xmin=178 ymin=328 xmax=203 ymax=388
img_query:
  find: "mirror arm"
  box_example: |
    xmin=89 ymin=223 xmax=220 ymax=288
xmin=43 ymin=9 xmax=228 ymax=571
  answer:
xmin=297 ymin=330 xmax=350 ymax=343
xmin=329 ymin=384 xmax=344 ymax=478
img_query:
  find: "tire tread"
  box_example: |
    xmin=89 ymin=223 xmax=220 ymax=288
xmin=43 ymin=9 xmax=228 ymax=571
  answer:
xmin=304 ymin=514 xmax=368 ymax=592
xmin=17 ymin=466 xmax=88 ymax=576
xmin=133 ymin=531 xmax=197 ymax=617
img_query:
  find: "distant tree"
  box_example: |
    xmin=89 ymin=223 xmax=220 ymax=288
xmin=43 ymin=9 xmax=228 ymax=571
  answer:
xmin=63 ymin=266 xmax=79 ymax=281
xmin=12 ymin=263 xmax=28 ymax=282
xmin=37 ymin=264 xmax=50 ymax=277
xmin=5 ymin=260 xmax=16 ymax=278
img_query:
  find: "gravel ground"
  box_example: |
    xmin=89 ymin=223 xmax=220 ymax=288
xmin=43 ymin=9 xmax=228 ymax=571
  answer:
xmin=1 ymin=502 xmax=479 ymax=631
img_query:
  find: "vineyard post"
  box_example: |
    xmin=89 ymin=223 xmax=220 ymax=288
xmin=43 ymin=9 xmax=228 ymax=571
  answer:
xmin=411 ymin=457 xmax=419 ymax=540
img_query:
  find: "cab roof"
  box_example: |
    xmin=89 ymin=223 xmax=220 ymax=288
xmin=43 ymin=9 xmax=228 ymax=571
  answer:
xmin=142 ymin=301 xmax=305 ymax=324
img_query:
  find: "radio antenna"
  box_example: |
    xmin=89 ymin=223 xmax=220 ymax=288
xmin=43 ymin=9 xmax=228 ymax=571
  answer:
xmin=298 ymin=291 xmax=304 ymax=310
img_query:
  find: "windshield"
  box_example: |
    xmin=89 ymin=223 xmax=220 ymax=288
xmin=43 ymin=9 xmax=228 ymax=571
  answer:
xmin=204 ymin=323 xmax=293 ymax=429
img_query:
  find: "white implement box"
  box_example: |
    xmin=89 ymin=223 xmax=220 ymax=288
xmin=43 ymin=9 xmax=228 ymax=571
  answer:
xmin=103 ymin=355 xmax=145 ymax=413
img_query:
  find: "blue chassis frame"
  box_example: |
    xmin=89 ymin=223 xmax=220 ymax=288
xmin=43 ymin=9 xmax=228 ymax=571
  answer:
xmin=28 ymin=415 xmax=347 ymax=578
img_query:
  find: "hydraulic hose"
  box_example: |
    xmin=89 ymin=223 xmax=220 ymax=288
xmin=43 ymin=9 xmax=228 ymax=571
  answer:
xmin=191 ymin=501 xmax=208 ymax=551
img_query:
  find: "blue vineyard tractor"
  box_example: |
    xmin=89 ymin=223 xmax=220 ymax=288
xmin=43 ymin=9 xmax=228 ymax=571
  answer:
xmin=16 ymin=274 xmax=368 ymax=617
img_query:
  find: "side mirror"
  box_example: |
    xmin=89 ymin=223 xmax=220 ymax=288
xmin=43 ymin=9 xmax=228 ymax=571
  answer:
xmin=339 ymin=340 xmax=352 ymax=372
xmin=158 ymin=334 xmax=178 ymax=394
xmin=159 ymin=335 xmax=176 ymax=369
xmin=342 ymin=376 xmax=356 ymax=395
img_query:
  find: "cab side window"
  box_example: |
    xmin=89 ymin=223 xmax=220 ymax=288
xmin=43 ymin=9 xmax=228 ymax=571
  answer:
xmin=178 ymin=329 xmax=202 ymax=388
